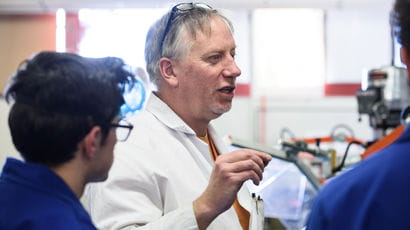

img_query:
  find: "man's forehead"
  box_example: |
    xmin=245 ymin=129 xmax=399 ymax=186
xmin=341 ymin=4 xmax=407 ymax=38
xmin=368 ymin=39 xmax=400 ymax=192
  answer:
xmin=183 ymin=16 xmax=231 ymax=38
xmin=189 ymin=21 xmax=235 ymax=48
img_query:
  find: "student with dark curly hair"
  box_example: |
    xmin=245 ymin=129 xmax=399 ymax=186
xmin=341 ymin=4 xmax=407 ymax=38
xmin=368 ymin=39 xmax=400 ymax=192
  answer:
xmin=306 ymin=1 xmax=410 ymax=229
xmin=0 ymin=51 xmax=141 ymax=230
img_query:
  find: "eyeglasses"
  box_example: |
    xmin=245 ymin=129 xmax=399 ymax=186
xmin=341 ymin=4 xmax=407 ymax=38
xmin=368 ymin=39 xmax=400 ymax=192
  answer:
xmin=159 ymin=2 xmax=213 ymax=55
xmin=109 ymin=119 xmax=134 ymax=142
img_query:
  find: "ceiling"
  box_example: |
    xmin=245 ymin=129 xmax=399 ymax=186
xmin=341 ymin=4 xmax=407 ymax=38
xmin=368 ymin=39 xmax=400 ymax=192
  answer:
xmin=0 ymin=0 xmax=395 ymax=14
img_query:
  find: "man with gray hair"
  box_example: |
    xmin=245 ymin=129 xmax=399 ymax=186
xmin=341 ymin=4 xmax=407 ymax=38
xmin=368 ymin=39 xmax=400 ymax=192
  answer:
xmin=86 ymin=2 xmax=271 ymax=230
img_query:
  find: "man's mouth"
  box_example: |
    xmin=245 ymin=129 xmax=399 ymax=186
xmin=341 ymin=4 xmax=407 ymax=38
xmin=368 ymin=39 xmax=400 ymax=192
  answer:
xmin=218 ymin=86 xmax=235 ymax=94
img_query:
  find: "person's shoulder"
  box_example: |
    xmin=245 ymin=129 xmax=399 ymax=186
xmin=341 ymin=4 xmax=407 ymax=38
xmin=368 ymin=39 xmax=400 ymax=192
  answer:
xmin=0 ymin=178 xmax=65 ymax=209
xmin=128 ymin=108 xmax=156 ymax=125
xmin=0 ymin=194 xmax=89 ymax=230
xmin=356 ymin=139 xmax=410 ymax=178
xmin=315 ymin=145 xmax=402 ymax=203
xmin=2 ymin=214 xmax=95 ymax=230
xmin=315 ymin=157 xmax=376 ymax=198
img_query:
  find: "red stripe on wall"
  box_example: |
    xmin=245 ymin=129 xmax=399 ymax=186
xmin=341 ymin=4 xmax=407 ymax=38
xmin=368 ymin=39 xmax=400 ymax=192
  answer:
xmin=324 ymin=83 xmax=361 ymax=96
xmin=235 ymin=83 xmax=250 ymax=97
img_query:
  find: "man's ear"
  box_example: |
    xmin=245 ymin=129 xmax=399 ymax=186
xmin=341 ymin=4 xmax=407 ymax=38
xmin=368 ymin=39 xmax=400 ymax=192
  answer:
xmin=401 ymin=46 xmax=410 ymax=68
xmin=159 ymin=57 xmax=179 ymax=87
xmin=82 ymin=126 xmax=102 ymax=159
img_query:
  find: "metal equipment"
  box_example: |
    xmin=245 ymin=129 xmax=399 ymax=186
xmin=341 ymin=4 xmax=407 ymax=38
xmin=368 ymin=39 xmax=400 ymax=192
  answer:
xmin=356 ymin=66 xmax=410 ymax=140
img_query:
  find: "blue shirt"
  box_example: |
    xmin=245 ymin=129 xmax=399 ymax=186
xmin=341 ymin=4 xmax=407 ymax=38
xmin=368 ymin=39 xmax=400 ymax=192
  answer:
xmin=0 ymin=158 xmax=97 ymax=230
xmin=306 ymin=126 xmax=410 ymax=230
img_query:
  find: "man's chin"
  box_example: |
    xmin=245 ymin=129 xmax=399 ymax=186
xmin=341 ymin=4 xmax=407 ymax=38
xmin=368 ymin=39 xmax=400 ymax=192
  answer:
xmin=212 ymin=105 xmax=232 ymax=116
xmin=90 ymin=173 xmax=109 ymax=183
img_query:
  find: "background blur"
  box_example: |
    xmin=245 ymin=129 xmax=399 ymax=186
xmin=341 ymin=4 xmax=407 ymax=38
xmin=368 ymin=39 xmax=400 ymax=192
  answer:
xmin=0 ymin=0 xmax=396 ymax=167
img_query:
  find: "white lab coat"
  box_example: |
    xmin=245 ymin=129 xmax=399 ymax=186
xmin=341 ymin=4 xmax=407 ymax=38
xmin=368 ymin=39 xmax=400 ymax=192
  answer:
xmin=85 ymin=94 xmax=252 ymax=230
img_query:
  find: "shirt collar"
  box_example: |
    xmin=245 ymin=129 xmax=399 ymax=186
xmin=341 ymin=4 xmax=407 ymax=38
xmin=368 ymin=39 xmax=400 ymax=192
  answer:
xmin=147 ymin=93 xmax=197 ymax=135
xmin=1 ymin=158 xmax=79 ymax=203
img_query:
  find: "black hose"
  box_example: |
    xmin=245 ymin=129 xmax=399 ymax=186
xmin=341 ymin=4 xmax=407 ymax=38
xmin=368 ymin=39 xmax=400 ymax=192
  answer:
xmin=332 ymin=140 xmax=366 ymax=174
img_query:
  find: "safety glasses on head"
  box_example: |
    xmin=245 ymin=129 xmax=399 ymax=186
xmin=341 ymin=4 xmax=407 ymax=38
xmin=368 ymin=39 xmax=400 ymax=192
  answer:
xmin=159 ymin=2 xmax=213 ymax=54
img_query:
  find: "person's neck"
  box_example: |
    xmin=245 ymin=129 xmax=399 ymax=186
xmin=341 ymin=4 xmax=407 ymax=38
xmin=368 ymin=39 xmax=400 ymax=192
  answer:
xmin=193 ymin=124 xmax=208 ymax=137
xmin=154 ymin=92 xmax=209 ymax=136
xmin=50 ymin=163 xmax=86 ymax=198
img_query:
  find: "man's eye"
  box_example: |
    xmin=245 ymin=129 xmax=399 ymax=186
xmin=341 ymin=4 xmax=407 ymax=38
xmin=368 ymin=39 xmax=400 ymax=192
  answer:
xmin=209 ymin=55 xmax=221 ymax=60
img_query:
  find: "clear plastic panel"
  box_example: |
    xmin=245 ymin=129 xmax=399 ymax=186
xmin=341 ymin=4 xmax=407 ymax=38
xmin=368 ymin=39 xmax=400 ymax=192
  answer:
xmin=247 ymin=157 xmax=317 ymax=229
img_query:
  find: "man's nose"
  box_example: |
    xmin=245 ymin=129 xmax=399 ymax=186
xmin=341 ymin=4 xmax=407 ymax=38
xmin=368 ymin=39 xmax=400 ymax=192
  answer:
xmin=223 ymin=57 xmax=241 ymax=78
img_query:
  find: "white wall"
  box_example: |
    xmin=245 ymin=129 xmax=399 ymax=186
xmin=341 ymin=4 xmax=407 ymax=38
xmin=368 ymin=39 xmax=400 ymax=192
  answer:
xmin=0 ymin=98 xmax=19 ymax=168
xmin=326 ymin=8 xmax=392 ymax=83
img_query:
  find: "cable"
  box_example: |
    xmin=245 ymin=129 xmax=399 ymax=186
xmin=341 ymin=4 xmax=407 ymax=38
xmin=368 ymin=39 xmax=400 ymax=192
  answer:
xmin=332 ymin=140 xmax=366 ymax=174
xmin=400 ymin=106 xmax=410 ymax=126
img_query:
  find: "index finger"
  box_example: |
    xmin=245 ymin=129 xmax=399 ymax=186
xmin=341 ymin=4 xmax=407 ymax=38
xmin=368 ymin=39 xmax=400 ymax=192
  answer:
xmin=252 ymin=150 xmax=272 ymax=166
xmin=231 ymin=149 xmax=272 ymax=166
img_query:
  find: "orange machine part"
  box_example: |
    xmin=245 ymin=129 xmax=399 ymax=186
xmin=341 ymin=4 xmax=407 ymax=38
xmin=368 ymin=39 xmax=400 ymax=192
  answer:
xmin=361 ymin=125 xmax=405 ymax=159
xmin=290 ymin=136 xmax=366 ymax=145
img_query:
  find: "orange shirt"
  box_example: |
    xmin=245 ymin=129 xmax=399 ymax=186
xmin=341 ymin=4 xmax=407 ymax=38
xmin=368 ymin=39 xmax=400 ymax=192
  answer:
xmin=198 ymin=132 xmax=250 ymax=230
